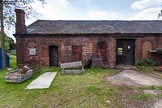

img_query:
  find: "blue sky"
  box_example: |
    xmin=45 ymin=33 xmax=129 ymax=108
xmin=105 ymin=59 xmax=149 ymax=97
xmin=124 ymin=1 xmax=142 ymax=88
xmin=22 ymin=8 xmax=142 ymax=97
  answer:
xmin=27 ymin=0 xmax=162 ymax=25
xmin=25 ymin=0 xmax=162 ymax=25
xmin=68 ymin=0 xmax=135 ymax=12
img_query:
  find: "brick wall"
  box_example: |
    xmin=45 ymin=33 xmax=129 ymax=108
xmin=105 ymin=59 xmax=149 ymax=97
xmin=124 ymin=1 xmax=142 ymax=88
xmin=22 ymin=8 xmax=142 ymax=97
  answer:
xmin=135 ymin=35 xmax=162 ymax=64
xmin=16 ymin=35 xmax=111 ymax=66
xmin=107 ymin=37 xmax=116 ymax=68
xmin=16 ymin=34 xmax=162 ymax=67
xmin=15 ymin=9 xmax=26 ymax=33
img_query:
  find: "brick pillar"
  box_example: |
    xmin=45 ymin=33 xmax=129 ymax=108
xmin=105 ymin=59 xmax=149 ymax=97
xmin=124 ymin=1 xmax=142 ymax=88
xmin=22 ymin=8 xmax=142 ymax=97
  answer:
xmin=15 ymin=9 xmax=26 ymax=33
xmin=59 ymin=42 xmax=64 ymax=64
xmin=108 ymin=37 xmax=116 ymax=68
xmin=135 ymin=38 xmax=143 ymax=63
xmin=16 ymin=36 xmax=24 ymax=65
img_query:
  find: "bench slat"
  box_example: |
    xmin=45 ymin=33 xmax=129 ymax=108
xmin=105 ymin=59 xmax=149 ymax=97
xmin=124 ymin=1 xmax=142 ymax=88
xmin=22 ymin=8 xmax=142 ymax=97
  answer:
xmin=60 ymin=61 xmax=85 ymax=74
xmin=61 ymin=61 xmax=82 ymax=69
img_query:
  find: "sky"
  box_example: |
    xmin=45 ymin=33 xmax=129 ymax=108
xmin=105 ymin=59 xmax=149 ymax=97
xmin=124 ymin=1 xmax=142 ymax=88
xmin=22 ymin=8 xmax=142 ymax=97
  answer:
xmin=26 ymin=0 xmax=162 ymax=25
xmin=8 ymin=0 xmax=162 ymax=41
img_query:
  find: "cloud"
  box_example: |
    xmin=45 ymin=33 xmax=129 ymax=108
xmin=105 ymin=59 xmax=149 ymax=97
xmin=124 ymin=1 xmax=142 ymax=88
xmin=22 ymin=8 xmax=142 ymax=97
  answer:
xmin=37 ymin=1 xmax=69 ymax=20
xmin=86 ymin=10 xmax=124 ymax=20
xmin=56 ymin=0 xmax=69 ymax=8
xmin=27 ymin=0 xmax=162 ymax=23
xmin=129 ymin=0 xmax=162 ymax=20
xmin=129 ymin=7 xmax=161 ymax=20
xmin=27 ymin=0 xmax=124 ymax=22
xmin=131 ymin=0 xmax=162 ymax=10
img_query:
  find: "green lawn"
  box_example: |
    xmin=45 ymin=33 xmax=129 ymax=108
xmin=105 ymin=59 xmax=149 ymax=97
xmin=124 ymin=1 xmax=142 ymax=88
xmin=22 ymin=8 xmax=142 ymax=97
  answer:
xmin=9 ymin=54 xmax=17 ymax=68
xmin=0 ymin=58 xmax=122 ymax=108
xmin=2 ymin=56 xmax=161 ymax=108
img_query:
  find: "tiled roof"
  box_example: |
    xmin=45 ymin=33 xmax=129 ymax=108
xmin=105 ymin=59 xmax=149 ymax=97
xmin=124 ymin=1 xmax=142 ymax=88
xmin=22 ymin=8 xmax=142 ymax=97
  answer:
xmin=26 ymin=20 xmax=162 ymax=34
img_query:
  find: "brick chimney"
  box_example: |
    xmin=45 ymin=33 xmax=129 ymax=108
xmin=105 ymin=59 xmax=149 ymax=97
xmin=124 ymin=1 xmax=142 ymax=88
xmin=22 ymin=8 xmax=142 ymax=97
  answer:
xmin=15 ymin=9 xmax=26 ymax=33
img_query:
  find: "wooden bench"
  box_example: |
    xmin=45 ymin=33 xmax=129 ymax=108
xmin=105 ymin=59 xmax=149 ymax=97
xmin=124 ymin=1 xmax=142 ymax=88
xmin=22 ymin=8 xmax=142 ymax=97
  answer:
xmin=61 ymin=61 xmax=85 ymax=74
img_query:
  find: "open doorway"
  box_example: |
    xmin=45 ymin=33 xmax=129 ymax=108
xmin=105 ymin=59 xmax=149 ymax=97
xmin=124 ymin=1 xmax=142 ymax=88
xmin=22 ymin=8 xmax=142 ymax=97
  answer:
xmin=49 ymin=46 xmax=58 ymax=66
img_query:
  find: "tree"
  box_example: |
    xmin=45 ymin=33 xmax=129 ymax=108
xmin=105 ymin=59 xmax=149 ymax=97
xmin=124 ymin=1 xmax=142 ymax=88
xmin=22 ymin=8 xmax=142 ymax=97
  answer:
xmin=3 ymin=0 xmax=45 ymax=29
xmin=0 ymin=0 xmax=45 ymax=69
xmin=159 ymin=9 xmax=162 ymax=18
xmin=0 ymin=32 xmax=15 ymax=51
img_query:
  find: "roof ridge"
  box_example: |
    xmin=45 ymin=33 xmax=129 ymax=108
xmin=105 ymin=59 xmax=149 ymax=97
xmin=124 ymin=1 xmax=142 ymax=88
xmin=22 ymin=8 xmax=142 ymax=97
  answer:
xmin=30 ymin=19 xmax=162 ymax=22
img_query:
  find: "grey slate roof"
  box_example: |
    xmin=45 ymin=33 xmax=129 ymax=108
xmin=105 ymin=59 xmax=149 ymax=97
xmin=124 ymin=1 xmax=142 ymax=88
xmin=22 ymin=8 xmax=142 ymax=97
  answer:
xmin=26 ymin=20 xmax=162 ymax=34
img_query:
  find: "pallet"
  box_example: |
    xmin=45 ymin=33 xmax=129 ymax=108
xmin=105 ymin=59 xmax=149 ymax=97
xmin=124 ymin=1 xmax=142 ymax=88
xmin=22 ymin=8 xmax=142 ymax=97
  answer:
xmin=5 ymin=69 xmax=33 ymax=83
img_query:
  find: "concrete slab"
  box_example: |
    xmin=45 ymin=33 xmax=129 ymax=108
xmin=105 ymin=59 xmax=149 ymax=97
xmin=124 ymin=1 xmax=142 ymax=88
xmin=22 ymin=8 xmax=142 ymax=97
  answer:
xmin=26 ymin=72 xmax=57 ymax=89
xmin=153 ymin=99 xmax=162 ymax=108
xmin=143 ymin=90 xmax=162 ymax=96
xmin=107 ymin=70 xmax=162 ymax=87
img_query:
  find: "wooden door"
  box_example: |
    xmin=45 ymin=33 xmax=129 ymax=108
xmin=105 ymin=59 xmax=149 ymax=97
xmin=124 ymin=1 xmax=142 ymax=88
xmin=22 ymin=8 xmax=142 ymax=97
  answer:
xmin=97 ymin=41 xmax=107 ymax=60
xmin=116 ymin=39 xmax=135 ymax=65
xmin=72 ymin=46 xmax=82 ymax=61
xmin=49 ymin=46 xmax=58 ymax=66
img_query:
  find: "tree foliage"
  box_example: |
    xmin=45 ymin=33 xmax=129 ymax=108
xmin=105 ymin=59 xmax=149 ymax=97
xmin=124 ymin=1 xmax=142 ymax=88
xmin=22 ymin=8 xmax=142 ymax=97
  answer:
xmin=1 ymin=0 xmax=45 ymax=30
xmin=0 ymin=0 xmax=45 ymax=68
xmin=5 ymin=35 xmax=15 ymax=51
xmin=0 ymin=33 xmax=15 ymax=51
xmin=159 ymin=9 xmax=162 ymax=18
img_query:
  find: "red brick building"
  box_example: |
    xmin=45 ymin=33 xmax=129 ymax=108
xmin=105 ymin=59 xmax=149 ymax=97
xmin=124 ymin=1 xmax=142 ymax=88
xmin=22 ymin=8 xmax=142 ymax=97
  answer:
xmin=14 ymin=9 xmax=162 ymax=68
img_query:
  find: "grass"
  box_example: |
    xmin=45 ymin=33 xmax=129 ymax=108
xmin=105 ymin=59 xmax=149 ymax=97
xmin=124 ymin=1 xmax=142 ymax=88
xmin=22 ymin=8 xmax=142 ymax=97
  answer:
xmin=0 ymin=60 xmax=121 ymax=108
xmin=130 ymin=93 xmax=153 ymax=100
xmin=9 ymin=54 xmax=17 ymax=68
xmin=131 ymin=66 xmax=162 ymax=100
xmin=2 ymin=56 xmax=162 ymax=107
xmin=137 ymin=66 xmax=162 ymax=79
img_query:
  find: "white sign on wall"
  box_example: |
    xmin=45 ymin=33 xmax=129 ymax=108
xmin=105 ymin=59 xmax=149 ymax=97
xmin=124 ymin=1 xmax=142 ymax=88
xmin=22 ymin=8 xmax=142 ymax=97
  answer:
xmin=29 ymin=48 xmax=36 ymax=55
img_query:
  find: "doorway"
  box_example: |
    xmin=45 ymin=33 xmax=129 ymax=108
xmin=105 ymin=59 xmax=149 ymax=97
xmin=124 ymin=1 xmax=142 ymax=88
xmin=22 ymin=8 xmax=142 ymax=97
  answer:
xmin=116 ymin=39 xmax=135 ymax=65
xmin=49 ymin=46 xmax=58 ymax=66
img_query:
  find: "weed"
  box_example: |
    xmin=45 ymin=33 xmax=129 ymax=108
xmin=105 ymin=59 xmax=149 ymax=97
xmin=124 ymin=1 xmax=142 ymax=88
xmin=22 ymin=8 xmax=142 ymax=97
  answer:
xmin=130 ymin=93 xmax=153 ymax=100
xmin=136 ymin=58 xmax=159 ymax=67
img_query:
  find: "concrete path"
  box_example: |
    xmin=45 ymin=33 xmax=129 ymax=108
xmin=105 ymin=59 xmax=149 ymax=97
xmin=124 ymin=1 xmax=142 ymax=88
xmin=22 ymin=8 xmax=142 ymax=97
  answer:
xmin=107 ymin=70 xmax=162 ymax=108
xmin=107 ymin=70 xmax=162 ymax=87
xmin=26 ymin=72 xmax=57 ymax=89
xmin=153 ymin=99 xmax=162 ymax=108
